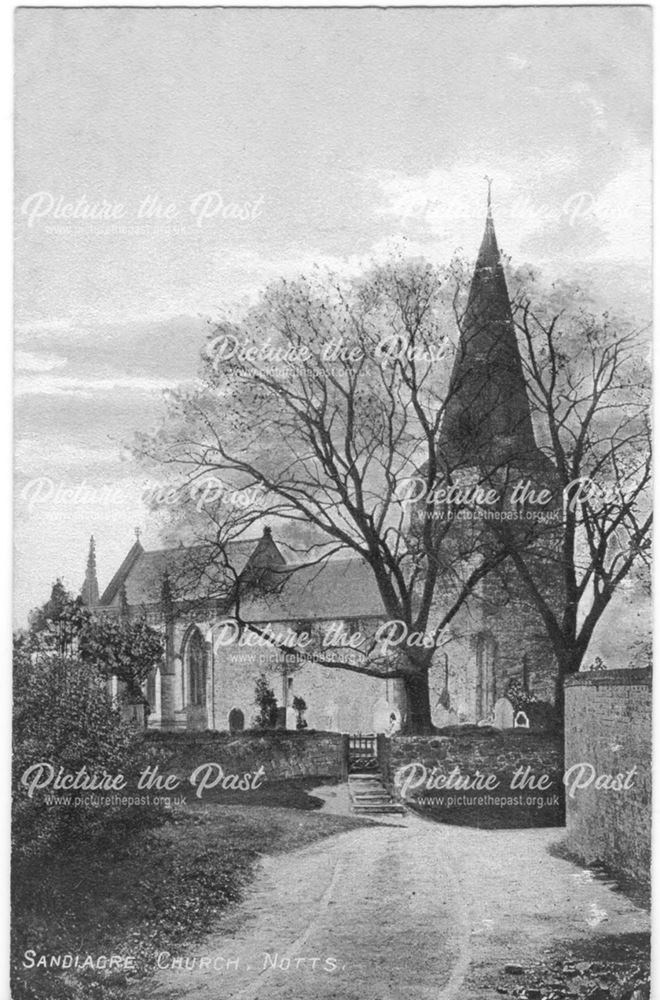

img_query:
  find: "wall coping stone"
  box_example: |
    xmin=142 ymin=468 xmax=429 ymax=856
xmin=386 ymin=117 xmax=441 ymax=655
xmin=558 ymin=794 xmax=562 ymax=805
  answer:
xmin=143 ymin=729 xmax=341 ymax=742
xmin=564 ymin=668 xmax=651 ymax=689
xmin=391 ymin=730 xmax=561 ymax=744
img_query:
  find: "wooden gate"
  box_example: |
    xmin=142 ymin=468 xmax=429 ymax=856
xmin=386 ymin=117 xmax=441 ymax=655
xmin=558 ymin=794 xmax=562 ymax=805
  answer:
xmin=348 ymin=733 xmax=379 ymax=773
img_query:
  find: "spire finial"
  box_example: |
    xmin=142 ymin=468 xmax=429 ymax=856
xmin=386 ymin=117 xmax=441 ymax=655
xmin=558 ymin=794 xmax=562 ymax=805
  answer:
xmin=82 ymin=534 xmax=100 ymax=607
xmin=484 ymin=175 xmax=493 ymax=217
xmin=134 ymin=526 xmax=141 ymax=542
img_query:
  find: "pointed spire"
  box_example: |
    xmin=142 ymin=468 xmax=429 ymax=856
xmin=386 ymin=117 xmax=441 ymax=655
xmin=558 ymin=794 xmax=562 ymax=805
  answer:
xmin=81 ymin=535 xmax=100 ymax=607
xmin=437 ymin=193 xmax=537 ymax=470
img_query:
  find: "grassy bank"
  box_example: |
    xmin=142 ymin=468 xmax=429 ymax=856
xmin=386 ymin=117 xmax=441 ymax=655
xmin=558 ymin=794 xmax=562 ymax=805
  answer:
xmin=12 ymin=780 xmax=366 ymax=1000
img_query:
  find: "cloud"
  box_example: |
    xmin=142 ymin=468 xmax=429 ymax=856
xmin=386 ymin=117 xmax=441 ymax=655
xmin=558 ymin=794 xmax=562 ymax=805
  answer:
xmin=367 ymin=158 xmax=577 ymax=260
xmin=16 ymin=439 xmax=122 ymax=473
xmin=205 ymin=244 xmax=397 ymax=312
xmin=366 ymin=145 xmax=650 ymax=275
xmin=14 ymin=374 xmax=182 ymax=397
xmin=15 ymin=350 xmax=68 ymax=373
xmin=14 ymin=318 xmax=73 ymax=336
xmin=592 ymin=147 xmax=651 ymax=262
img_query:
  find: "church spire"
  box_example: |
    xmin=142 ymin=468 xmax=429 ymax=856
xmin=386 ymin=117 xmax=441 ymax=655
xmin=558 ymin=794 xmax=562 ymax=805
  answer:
xmin=81 ymin=535 xmax=100 ymax=607
xmin=437 ymin=189 xmax=537 ymax=470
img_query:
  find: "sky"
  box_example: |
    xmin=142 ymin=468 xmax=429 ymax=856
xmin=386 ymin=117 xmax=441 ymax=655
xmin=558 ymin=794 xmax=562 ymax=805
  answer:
xmin=14 ymin=6 xmax=652 ymax=627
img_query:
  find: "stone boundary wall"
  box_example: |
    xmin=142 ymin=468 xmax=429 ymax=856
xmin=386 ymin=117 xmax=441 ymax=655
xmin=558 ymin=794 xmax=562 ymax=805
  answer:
xmin=380 ymin=729 xmax=563 ymax=786
xmin=379 ymin=728 xmax=564 ymax=826
xmin=564 ymin=669 xmax=651 ymax=886
xmin=144 ymin=729 xmax=348 ymax=782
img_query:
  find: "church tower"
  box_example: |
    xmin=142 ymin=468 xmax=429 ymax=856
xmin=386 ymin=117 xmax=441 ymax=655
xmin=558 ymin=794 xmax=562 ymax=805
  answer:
xmin=81 ymin=535 xmax=100 ymax=608
xmin=425 ymin=189 xmax=563 ymax=727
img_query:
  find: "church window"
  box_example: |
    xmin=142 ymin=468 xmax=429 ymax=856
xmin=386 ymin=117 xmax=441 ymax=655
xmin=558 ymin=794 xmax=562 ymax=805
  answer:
xmin=475 ymin=633 xmax=496 ymax=721
xmin=185 ymin=629 xmax=207 ymax=707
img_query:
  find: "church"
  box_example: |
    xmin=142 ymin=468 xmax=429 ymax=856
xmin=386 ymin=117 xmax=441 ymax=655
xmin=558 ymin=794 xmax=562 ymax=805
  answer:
xmin=81 ymin=202 xmax=563 ymax=734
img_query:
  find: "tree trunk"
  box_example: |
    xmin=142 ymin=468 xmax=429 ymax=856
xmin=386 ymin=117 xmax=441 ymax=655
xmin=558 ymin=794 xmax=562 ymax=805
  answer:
xmin=403 ymin=671 xmax=434 ymax=734
xmin=553 ymin=648 xmax=582 ymax=738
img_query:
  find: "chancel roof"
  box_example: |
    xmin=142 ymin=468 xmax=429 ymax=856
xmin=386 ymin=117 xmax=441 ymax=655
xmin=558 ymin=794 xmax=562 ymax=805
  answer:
xmin=98 ymin=533 xmax=385 ymax=622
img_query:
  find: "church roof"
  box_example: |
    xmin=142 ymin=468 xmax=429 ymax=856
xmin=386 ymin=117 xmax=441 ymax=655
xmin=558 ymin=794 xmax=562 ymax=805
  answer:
xmin=99 ymin=539 xmax=260 ymax=607
xmin=98 ymin=534 xmax=385 ymax=621
xmin=437 ymin=196 xmax=538 ymax=469
xmin=237 ymin=557 xmax=385 ymax=622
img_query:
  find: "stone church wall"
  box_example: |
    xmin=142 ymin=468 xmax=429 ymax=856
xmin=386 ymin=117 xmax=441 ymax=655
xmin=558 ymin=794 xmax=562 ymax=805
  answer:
xmin=210 ymin=646 xmax=401 ymax=734
xmin=427 ymin=605 xmax=558 ymax=726
xmin=168 ymin=616 xmax=404 ymax=734
xmin=426 ymin=564 xmax=560 ymax=727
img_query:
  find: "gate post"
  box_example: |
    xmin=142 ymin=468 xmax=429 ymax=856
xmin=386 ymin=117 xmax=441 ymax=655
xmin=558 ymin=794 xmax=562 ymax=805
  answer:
xmin=340 ymin=733 xmax=349 ymax=780
xmin=377 ymin=733 xmax=390 ymax=783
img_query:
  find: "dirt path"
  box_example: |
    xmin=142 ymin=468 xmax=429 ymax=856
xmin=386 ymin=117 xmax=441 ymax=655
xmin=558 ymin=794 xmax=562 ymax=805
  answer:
xmin=142 ymin=804 xmax=649 ymax=1000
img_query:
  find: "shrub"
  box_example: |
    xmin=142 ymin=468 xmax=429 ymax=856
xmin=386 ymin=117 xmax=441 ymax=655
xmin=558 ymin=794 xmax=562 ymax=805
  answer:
xmin=13 ymin=645 xmax=167 ymax=860
xmin=253 ymin=674 xmax=278 ymax=728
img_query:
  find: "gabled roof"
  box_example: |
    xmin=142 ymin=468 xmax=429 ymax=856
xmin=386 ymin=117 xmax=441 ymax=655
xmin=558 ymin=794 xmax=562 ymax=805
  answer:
xmin=99 ymin=539 xmax=145 ymax=606
xmin=99 ymin=539 xmax=257 ymax=607
xmin=98 ymin=535 xmax=385 ymax=621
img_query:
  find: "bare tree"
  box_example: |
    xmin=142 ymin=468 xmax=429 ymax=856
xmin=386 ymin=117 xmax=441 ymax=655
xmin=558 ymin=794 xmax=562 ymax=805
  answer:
xmin=498 ymin=281 xmax=652 ymax=687
xmin=136 ymin=258 xmax=513 ymax=733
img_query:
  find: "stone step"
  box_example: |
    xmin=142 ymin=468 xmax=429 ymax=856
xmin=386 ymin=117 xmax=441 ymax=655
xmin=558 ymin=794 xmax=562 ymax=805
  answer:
xmin=352 ymin=803 xmax=406 ymax=815
xmin=352 ymin=790 xmax=391 ymax=799
xmin=347 ymin=775 xmax=405 ymax=815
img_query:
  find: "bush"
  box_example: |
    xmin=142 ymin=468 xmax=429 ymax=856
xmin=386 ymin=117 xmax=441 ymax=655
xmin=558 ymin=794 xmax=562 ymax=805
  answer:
xmin=253 ymin=674 xmax=278 ymax=728
xmin=13 ymin=644 xmax=167 ymax=860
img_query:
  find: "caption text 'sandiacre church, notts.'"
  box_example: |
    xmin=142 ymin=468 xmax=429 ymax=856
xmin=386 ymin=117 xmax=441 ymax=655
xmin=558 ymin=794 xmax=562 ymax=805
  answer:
xmin=80 ymin=203 xmax=564 ymax=734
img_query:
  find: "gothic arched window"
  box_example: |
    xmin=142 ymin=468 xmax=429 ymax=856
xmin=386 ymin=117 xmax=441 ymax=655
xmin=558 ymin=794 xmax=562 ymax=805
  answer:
xmin=475 ymin=633 xmax=496 ymax=721
xmin=185 ymin=629 xmax=206 ymax=707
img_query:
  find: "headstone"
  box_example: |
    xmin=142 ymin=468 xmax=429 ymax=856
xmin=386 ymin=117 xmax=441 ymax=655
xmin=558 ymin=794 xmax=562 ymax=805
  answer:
xmin=493 ymin=697 xmax=515 ymax=730
xmin=372 ymin=698 xmax=401 ymax=734
xmin=514 ymin=710 xmax=530 ymax=729
xmin=385 ymin=710 xmax=402 ymax=736
xmin=433 ymin=705 xmax=458 ymax=729
xmin=228 ymin=707 xmax=245 ymax=732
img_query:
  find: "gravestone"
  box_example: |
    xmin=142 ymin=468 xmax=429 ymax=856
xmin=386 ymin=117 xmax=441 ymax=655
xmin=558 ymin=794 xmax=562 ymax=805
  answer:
xmin=372 ymin=697 xmax=401 ymax=734
xmin=433 ymin=705 xmax=459 ymax=729
xmin=514 ymin=710 xmax=530 ymax=729
xmin=228 ymin=707 xmax=245 ymax=732
xmin=492 ymin=697 xmax=515 ymax=730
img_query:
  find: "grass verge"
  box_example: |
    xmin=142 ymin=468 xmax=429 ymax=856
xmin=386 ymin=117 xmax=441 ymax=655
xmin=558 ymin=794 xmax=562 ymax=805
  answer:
xmin=12 ymin=780 xmax=366 ymax=1000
